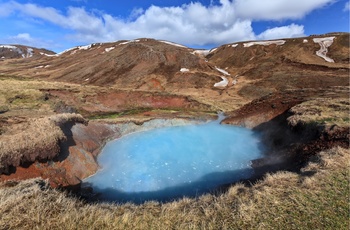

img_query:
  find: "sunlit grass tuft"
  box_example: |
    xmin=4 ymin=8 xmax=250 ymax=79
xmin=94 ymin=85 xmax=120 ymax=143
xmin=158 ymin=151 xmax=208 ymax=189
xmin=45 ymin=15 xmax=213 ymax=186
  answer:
xmin=288 ymin=98 xmax=350 ymax=127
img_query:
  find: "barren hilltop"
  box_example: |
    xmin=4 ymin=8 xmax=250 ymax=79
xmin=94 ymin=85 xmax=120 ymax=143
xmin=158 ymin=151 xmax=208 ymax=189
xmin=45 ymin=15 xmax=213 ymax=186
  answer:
xmin=0 ymin=33 xmax=349 ymax=229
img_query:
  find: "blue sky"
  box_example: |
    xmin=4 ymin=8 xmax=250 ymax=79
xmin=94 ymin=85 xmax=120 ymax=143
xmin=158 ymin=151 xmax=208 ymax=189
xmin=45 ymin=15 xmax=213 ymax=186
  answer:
xmin=0 ymin=0 xmax=348 ymax=52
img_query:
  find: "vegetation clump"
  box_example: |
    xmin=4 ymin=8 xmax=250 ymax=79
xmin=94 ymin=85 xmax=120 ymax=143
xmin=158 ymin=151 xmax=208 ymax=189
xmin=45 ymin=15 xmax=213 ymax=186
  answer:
xmin=288 ymin=98 xmax=350 ymax=127
xmin=0 ymin=113 xmax=86 ymax=174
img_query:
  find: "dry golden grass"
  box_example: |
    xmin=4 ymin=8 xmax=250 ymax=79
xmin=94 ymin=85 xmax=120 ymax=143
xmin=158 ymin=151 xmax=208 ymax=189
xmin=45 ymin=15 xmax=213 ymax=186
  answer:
xmin=0 ymin=113 xmax=86 ymax=173
xmin=0 ymin=147 xmax=348 ymax=229
xmin=0 ymin=77 xmax=59 ymax=113
xmin=0 ymin=76 xmax=104 ymax=117
xmin=288 ymin=98 xmax=350 ymax=127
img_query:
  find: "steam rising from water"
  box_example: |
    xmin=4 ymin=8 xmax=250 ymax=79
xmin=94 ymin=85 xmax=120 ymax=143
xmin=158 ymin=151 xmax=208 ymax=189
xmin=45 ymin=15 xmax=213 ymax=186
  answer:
xmin=84 ymin=118 xmax=264 ymax=203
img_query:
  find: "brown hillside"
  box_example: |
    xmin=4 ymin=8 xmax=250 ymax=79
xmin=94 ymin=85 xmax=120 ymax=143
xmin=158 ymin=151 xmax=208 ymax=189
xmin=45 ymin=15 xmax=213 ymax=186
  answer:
xmin=0 ymin=34 xmax=348 ymax=114
xmin=0 ymin=39 xmax=218 ymax=88
xmin=207 ymin=34 xmax=349 ymax=100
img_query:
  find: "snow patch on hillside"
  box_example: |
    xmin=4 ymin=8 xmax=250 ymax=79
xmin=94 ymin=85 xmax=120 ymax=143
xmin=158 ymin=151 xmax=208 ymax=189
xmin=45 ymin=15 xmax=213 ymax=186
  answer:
xmin=180 ymin=68 xmax=190 ymax=72
xmin=78 ymin=44 xmax=92 ymax=50
xmin=40 ymin=52 xmax=54 ymax=56
xmin=26 ymin=48 xmax=33 ymax=58
xmin=45 ymin=47 xmax=77 ymax=57
xmin=160 ymin=40 xmax=187 ymax=48
xmin=46 ymin=44 xmax=96 ymax=57
xmin=105 ymin=47 xmax=115 ymax=52
xmin=192 ymin=50 xmax=210 ymax=56
xmin=0 ymin=45 xmax=25 ymax=57
xmin=303 ymin=39 xmax=308 ymax=43
xmin=231 ymin=44 xmax=239 ymax=47
xmin=0 ymin=45 xmax=33 ymax=58
xmin=214 ymin=67 xmax=230 ymax=88
xmin=44 ymin=53 xmax=58 ymax=57
xmin=119 ymin=40 xmax=140 ymax=45
xmin=70 ymin=50 xmax=79 ymax=55
xmin=243 ymin=40 xmax=286 ymax=47
xmin=313 ymin=37 xmax=335 ymax=63
xmin=215 ymin=67 xmax=230 ymax=76
xmin=0 ymin=45 xmax=18 ymax=49
xmin=34 ymin=64 xmax=50 ymax=69
xmin=214 ymin=76 xmax=229 ymax=88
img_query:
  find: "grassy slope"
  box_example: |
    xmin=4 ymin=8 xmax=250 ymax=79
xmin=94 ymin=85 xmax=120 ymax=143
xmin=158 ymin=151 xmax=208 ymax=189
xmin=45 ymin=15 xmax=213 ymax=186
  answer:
xmin=288 ymin=98 xmax=350 ymax=127
xmin=0 ymin=147 xmax=348 ymax=229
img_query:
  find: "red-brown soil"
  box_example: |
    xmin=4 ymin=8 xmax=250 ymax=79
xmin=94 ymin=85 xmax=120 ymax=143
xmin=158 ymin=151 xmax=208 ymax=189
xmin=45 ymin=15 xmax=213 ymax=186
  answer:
xmin=0 ymin=122 xmax=118 ymax=187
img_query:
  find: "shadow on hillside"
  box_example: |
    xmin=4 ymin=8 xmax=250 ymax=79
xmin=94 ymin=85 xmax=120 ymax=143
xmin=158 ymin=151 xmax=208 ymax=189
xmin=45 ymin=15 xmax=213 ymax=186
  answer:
xmin=54 ymin=121 xmax=77 ymax=162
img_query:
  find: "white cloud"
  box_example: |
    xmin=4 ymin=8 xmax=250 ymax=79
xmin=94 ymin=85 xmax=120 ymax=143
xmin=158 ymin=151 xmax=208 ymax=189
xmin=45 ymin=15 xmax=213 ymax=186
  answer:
xmin=344 ymin=2 xmax=350 ymax=11
xmin=234 ymin=0 xmax=335 ymax=20
xmin=257 ymin=24 xmax=305 ymax=40
xmin=0 ymin=0 xmax=335 ymax=49
xmin=129 ymin=8 xmax=144 ymax=20
xmin=105 ymin=3 xmax=255 ymax=46
xmin=12 ymin=33 xmax=31 ymax=41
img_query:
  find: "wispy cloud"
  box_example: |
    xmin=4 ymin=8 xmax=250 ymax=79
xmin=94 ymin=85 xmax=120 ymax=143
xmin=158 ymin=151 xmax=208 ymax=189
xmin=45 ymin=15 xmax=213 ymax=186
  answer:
xmin=0 ymin=0 xmax=334 ymax=49
xmin=344 ymin=2 xmax=350 ymax=11
xmin=1 ymin=33 xmax=55 ymax=49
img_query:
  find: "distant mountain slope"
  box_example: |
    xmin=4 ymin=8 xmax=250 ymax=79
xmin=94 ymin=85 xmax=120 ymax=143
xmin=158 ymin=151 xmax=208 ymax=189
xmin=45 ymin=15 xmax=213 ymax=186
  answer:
xmin=0 ymin=34 xmax=348 ymax=111
xmin=206 ymin=33 xmax=349 ymax=99
xmin=207 ymin=33 xmax=349 ymax=70
xmin=0 ymin=39 xmax=223 ymax=89
xmin=0 ymin=44 xmax=55 ymax=59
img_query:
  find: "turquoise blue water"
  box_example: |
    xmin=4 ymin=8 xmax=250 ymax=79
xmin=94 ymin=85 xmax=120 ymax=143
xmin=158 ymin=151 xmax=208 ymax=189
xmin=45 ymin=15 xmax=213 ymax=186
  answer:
xmin=84 ymin=119 xmax=264 ymax=203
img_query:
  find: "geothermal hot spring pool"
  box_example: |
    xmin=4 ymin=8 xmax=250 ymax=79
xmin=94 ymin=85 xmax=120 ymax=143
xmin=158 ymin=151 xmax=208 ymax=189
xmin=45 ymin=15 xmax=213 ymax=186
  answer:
xmin=84 ymin=117 xmax=265 ymax=203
